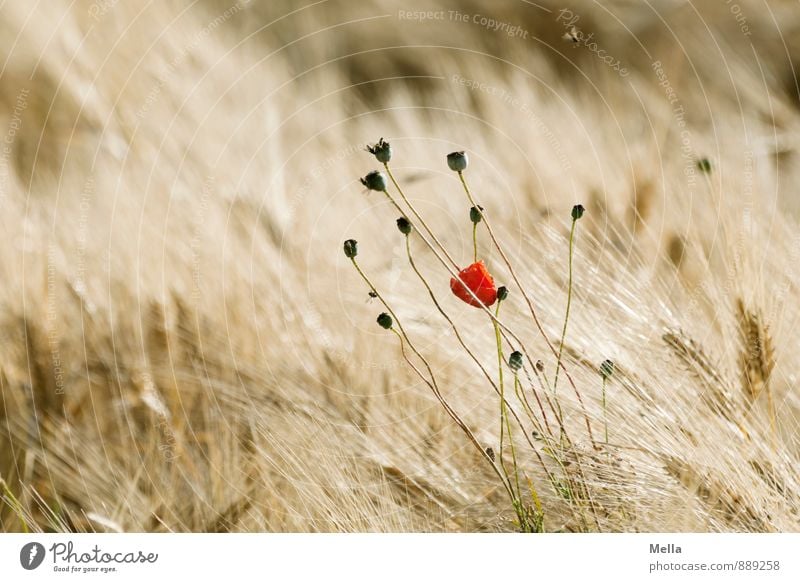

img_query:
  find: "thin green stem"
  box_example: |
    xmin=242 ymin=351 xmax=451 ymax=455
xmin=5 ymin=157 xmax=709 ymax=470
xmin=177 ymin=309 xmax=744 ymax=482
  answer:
xmin=602 ymin=377 xmax=608 ymax=445
xmin=505 ymin=378 xmax=522 ymax=499
xmin=456 ymin=171 xmax=596 ymax=448
xmin=494 ymin=301 xmax=523 ymax=515
xmin=349 ymin=257 xmax=515 ymax=502
xmin=384 ymin=163 xmax=460 ymax=270
xmin=472 ymin=221 xmax=478 ymax=263
xmin=454 ymin=172 xmax=600 ymax=529
xmin=553 ymin=218 xmax=577 ymax=393
xmin=380 ymin=177 xmax=567 ymax=432
xmin=403 ymin=233 xmax=556 ymax=487
xmin=378 ymin=181 xmax=563 ymax=451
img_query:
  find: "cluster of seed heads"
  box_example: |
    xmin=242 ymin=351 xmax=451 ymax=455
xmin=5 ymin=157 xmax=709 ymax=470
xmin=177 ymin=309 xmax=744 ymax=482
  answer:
xmin=344 ymin=138 xmax=605 ymax=534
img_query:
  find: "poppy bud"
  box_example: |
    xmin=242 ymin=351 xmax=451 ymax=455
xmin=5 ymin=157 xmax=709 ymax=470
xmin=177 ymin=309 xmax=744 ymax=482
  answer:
xmin=396 ymin=217 xmax=412 ymax=235
xmin=366 ymin=138 xmax=392 ymax=163
xmin=447 ymin=151 xmax=468 ymax=172
xmin=485 ymin=447 xmax=496 ymax=461
xmin=343 ymin=239 xmax=358 ymax=259
xmin=360 ymin=170 xmax=387 ymax=192
xmin=508 ymin=351 xmax=523 ymax=372
xmin=469 ymin=205 xmax=483 ymax=224
xmin=571 ymin=204 xmax=585 ymax=221
xmin=376 ymin=312 xmax=393 ymax=330
xmin=697 ymin=158 xmax=712 ymax=173
xmin=535 ymin=360 xmax=544 ymax=372
xmin=496 ymin=286 xmax=509 ymax=302
xmin=600 ymin=359 xmax=615 ymax=379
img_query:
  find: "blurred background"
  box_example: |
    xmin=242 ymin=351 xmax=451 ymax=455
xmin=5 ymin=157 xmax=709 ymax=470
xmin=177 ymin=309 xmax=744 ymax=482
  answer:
xmin=1 ymin=0 xmax=799 ymax=532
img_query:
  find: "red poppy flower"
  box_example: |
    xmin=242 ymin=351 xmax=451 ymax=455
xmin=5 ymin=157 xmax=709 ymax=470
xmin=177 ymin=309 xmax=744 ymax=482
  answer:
xmin=450 ymin=261 xmax=497 ymax=307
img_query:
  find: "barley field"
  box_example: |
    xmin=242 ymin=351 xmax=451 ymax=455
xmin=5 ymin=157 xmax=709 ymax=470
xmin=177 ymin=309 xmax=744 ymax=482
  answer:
xmin=1 ymin=0 xmax=799 ymax=533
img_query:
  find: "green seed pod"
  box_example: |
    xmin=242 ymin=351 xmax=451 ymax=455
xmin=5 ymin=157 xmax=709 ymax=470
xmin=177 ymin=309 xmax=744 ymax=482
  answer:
xmin=376 ymin=312 xmax=393 ymax=330
xmin=447 ymin=151 xmax=468 ymax=172
xmin=508 ymin=350 xmax=523 ymax=372
xmin=697 ymin=158 xmax=712 ymax=173
xmin=571 ymin=204 xmax=585 ymax=221
xmin=360 ymin=170 xmax=387 ymax=192
xmin=497 ymin=286 xmax=509 ymax=301
xmin=396 ymin=217 xmax=412 ymax=235
xmin=600 ymin=359 xmax=615 ymax=379
xmin=343 ymin=239 xmax=358 ymax=259
xmin=366 ymin=138 xmax=392 ymax=163
xmin=469 ymin=205 xmax=483 ymax=224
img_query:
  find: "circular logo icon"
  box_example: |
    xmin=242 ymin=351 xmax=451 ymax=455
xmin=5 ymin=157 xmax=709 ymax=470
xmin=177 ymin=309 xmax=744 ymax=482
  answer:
xmin=19 ymin=542 xmax=46 ymax=570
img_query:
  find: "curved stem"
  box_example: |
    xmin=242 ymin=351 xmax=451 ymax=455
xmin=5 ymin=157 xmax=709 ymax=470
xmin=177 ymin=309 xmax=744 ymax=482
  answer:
xmin=456 ymin=171 xmax=595 ymax=447
xmin=494 ymin=302 xmax=512 ymax=489
xmin=375 ymin=185 xmax=568 ymax=435
xmin=349 ymin=257 xmax=514 ymax=501
xmin=554 ymin=218 xmax=577 ymax=393
xmin=384 ymin=163 xmax=460 ymax=270
xmin=380 ymin=184 xmax=565 ymax=443
xmin=403 ymin=234 xmax=555 ymax=486
xmin=494 ymin=301 xmax=524 ymax=526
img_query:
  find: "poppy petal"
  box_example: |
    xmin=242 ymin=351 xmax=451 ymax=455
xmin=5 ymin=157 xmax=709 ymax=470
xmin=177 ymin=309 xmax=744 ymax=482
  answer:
xmin=450 ymin=261 xmax=497 ymax=308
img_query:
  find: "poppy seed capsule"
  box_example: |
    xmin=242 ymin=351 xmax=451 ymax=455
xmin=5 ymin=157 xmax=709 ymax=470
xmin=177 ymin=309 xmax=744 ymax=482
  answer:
xmin=376 ymin=312 xmax=393 ymax=330
xmin=697 ymin=158 xmax=712 ymax=173
xmin=496 ymin=286 xmax=509 ymax=301
xmin=485 ymin=447 xmax=496 ymax=462
xmin=360 ymin=170 xmax=387 ymax=192
xmin=396 ymin=217 xmax=412 ymax=235
xmin=508 ymin=351 xmax=523 ymax=372
xmin=367 ymin=138 xmax=392 ymax=163
xmin=535 ymin=360 xmax=544 ymax=372
xmin=343 ymin=239 xmax=358 ymax=259
xmin=469 ymin=205 xmax=483 ymax=224
xmin=600 ymin=359 xmax=615 ymax=379
xmin=571 ymin=204 xmax=585 ymax=220
xmin=447 ymin=151 xmax=468 ymax=172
